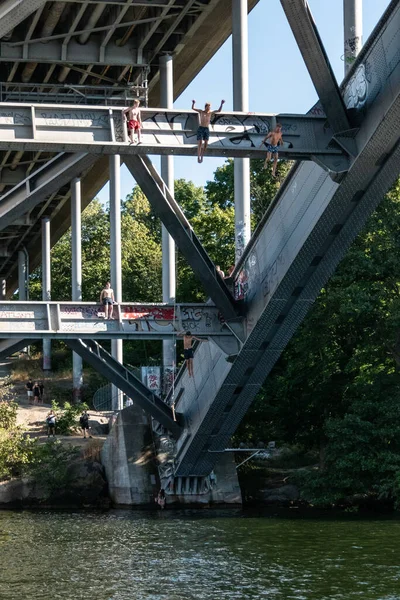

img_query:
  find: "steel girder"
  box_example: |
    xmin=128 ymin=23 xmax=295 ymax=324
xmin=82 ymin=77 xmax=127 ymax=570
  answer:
xmin=0 ymin=104 xmax=349 ymax=171
xmin=280 ymin=0 xmax=350 ymax=134
xmin=0 ymin=153 xmax=98 ymax=232
xmin=0 ymin=301 xmax=233 ymax=339
xmin=0 ymin=0 xmax=46 ymax=39
xmin=66 ymin=338 xmax=181 ymax=437
xmin=125 ymin=154 xmax=240 ymax=322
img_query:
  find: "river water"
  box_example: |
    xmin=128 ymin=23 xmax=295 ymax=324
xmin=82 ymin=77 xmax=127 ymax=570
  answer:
xmin=0 ymin=509 xmax=399 ymax=600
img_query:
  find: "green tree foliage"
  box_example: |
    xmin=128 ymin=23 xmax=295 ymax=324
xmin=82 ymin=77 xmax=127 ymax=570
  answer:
xmin=26 ymin=441 xmax=79 ymax=496
xmin=236 ymin=179 xmax=400 ymax=506
xmin=0 ymin=402 xmax=34 ymax=480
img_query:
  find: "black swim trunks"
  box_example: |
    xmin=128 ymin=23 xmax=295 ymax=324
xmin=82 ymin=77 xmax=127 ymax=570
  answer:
xmin=184 ymin=348 xmax=194 ymax=360
xmin=197 ymin=126 xmax=210 ymax=141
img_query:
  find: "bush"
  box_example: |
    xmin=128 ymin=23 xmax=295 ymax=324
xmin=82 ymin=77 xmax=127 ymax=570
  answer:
xmin=0 ymin=401 xmax=18 ymax=430
xmin=0 ymin=428 xmax=35 ymax=480
xmin=25 ymin=441 xmax=79 ymax=495
xmin=51 ymin=400 xmax=88 ymax=435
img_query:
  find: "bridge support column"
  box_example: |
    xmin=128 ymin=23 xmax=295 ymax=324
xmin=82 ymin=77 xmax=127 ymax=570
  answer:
xmin=18 ymin=250 xmax=28 ymax=301
xmin=232 ymin=0 xmax=251 ymax=262
xmin=41 ymin=217 xmax=51 ymax=370
xmin=160 ymin=53 xmax=176 ymax=393
xmin=344 ymin=0 xmax=363 ymax=75
xmin=110 ymin=154 xmax=123 ymax=411
xmin=71 ymin=177 xmax=83 ymax=402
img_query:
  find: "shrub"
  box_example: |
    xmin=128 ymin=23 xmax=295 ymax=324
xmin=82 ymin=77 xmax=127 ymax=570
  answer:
xmin=0 ymin=401 xmax=18 ymax=430
xmin=51 ymin=400 xmax=89 ymax=435
xmin=25 ymin=441 xmax=79 ymax=495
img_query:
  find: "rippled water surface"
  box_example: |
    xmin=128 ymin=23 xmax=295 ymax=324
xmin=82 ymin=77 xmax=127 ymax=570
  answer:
xmin=1 ymin=509 xmax=400 ymax=600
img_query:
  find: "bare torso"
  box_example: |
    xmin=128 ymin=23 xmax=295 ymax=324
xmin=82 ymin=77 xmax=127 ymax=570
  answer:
xmin=126 ymin=107 xmax=141 ymax=121
xmin=101 ymin=288 xmax=113 ymax=299
xmin=183 ymin=335 xmax=193 ymax=349
xmin=267 ymin=130 xmax=283 ymax=146
xmin=198 ymin=110 xmax=213 ymax=127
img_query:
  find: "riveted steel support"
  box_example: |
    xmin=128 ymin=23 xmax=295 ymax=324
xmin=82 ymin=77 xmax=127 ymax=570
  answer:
xmin=41 ymin=217 xmax=51 ymax=370
xmin=71 ymin=177 xmax=83 ymax=402
xmin=160 ymin=54 xmax=176 ymax=379
xmin=110 ymin=154 xmax=123 ymax=411
xmin=344 ymin=0 xmax=363 ymax=75
xmin=232 ymin=0 xmax=251 ymax=262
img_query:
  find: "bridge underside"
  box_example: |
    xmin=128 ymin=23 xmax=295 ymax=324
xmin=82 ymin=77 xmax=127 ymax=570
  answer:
xmin=0 ymin=0 xmax=399 ymax=480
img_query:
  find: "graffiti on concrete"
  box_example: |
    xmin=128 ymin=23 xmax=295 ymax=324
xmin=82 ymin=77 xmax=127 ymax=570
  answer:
xmin=139 ymin=110 xmax=309 ymax=151
xmin=343 ymin=63 xmax=370 ymax=110
xmin=38 ymin=111 xmax=110 ymax=128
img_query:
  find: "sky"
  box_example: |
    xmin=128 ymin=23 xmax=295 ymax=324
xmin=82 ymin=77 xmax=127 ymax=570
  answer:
xmin=97 ymin=0 xmax=391 ymax=205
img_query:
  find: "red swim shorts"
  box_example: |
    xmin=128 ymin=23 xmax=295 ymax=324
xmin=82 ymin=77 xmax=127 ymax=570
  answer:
xmin=128 ymin=119 xmax=140 ymax=131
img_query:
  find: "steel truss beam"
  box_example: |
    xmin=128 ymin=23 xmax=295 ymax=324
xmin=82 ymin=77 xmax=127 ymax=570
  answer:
xmin=0 ymin=39 xmax=147 ymax=67
xmin=0 ymin=0 xmax=46 ymax=39
xmin=0 ymin=301 xmax=233 ymax=339
xmin=66 ymin=338 xmax=181 ymax=437
xmin=125 ymin=155 xmax=240 ymax=322
xmin=0 ymin=105 xmax=349 ymax=171
xmin=280 ymin=0 xmax=350 ymax=133
xmin=0 ymin=153 xmax=98 ymax=233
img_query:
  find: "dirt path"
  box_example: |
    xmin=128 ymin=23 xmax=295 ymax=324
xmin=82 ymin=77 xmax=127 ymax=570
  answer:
xmin=1 ymin=358 xmax=108 ymax=448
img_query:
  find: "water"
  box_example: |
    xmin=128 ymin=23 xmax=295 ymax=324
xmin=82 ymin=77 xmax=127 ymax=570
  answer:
xmin=0 ymin=509 xmax=399 ymax=600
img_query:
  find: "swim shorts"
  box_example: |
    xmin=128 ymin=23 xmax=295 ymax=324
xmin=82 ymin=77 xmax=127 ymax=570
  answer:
xmin=197 ymin=126 xmax=210 ymax=141
xmin=128 ymin=119 xmax=140 ymax=131
xmin=184 ymin=348 xmax=194 ymax=360
xmin=103 ymin=297 xmax=113 ymax=305
xmin=266 ymin=143 xmax=279 ymax=153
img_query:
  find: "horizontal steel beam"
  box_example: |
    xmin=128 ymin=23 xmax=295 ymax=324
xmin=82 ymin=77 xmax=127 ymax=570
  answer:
xmin=0 ymin=39 xmax=147 ymax=67
xmin=0 ymin=301 xmax=234 ymax=339
xmin=0 ymin=104 xmax=349 ymax=172
xmin=66 ymin=338 xmax=181 ymax=437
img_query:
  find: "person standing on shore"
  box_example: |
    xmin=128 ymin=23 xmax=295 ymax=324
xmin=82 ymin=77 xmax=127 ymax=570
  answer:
xmin=26 ymin=378 xmax=33 ymax=404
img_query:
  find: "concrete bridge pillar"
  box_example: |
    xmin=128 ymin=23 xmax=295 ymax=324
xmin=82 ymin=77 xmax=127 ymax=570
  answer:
xmin=110 ymin=154 xmax=123 ymax=411
xmin=160 ymin=53 xmax=176 ymax=392
xmin=71 ymin=177 xmax=83 ymax=402
xmin=232 ymin=0 xmax=251 ymax=262
xmin=42 ymin=217 xmax=51 ymax=370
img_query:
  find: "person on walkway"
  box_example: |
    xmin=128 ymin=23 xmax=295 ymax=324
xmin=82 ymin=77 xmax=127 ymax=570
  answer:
xmin=26 ymin=378 xmax=34 ymax=404
xmin=39 ymin=381 xmax=44 ymax=403
xmin=33 ymin=382 xmax=40 ymax=405
xmin=192 ymin=99 xmax=225 ymax=163
xmin=125 ymin=397 xmax=133 ymax=408
xmin=46 ymin=410 xmax=56 ymax=437
xmin=100 ymin=282 xmax=115 ymax=320
xmin=178 ymin=331 xmax=209 ymax=378
xmin=156 ymin=488 xmax=166 ymax=510
xmin=216 ymin=266 xmax=225 ymax=279
xmin=260 ymin=123 xmax=284 ymax=176
xmin=79 ymin=410 xmax=92 ymax=439
xmin=122 ymin=99 xmax=142 ymax=144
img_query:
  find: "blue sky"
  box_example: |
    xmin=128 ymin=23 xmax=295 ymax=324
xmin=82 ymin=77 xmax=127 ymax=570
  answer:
xmin=97 ymin=0 xmax=390 ymax=205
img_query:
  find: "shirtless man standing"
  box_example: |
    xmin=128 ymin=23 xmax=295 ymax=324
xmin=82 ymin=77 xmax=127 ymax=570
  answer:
xmin=122 ymin=99 xmax=142 ymax=144
xmin=178 ymin=331 xmax=209 ymax=377
xmin=260 ymin=123 xmax=284 ymax=176
xmin=192 ymin=99 xmax=225 ymax=163
xmin=100 ymin=282 xmax=115 ymax=319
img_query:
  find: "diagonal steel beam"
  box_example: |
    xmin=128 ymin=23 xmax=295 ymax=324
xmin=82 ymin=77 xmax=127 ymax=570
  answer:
xmin=125 ymin=155 xmax=240 ymax=322
xmin=280 ymin=0 xmax=350 ymax=133
xmin=66 ymin=338 xmax=181 ymax=437
xmin=0 ymin=153 xmax=98 ymax=232
xmin=0 ymin=0 xmax=46 ymax=38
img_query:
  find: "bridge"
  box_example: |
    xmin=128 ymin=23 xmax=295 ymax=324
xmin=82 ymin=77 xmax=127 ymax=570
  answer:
xmin=0 ymin=0 xmax=399 ymax=499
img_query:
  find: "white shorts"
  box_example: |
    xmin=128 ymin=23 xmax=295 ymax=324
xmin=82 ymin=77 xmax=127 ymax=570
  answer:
xmin=27 ymin=390 xmax=33 ymax=397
